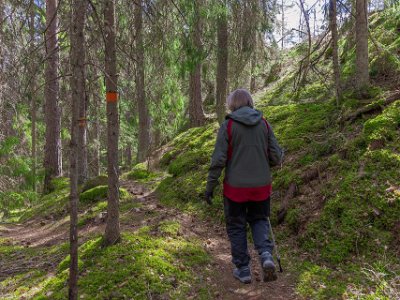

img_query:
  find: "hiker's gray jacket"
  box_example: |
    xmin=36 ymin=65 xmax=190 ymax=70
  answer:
xmin=206 ymin=106 xmax=283 ymax=202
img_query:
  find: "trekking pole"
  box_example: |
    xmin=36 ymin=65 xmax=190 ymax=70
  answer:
xmin=267 ymin=217 xmax=283 ymax=273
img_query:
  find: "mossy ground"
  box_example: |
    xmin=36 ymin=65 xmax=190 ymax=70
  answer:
xmin=1 ymin=227 xmax=210 ymax=300
xmin=155 ymin=86 xmax=400 ymax=298
xmin=1 ymin=176 xmax=212 ymax=299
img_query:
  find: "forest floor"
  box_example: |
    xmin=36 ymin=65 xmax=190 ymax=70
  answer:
xmin=0 ymin=178 xmax=299 ymax=299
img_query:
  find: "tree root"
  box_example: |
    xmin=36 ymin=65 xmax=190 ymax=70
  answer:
xmin=341 ymin=90 xmax=400 ymax=123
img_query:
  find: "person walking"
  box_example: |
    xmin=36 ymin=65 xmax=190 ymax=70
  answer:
xmin=205 ymin=89 xmax=283 ymax=284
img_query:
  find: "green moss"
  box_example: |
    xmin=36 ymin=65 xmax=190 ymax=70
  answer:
xmin=79 ymin=186 xmax=130 ymax=204
xmin=296 ymin=262 xmax=347 ymax=299
xmin=261 ymin=102 xmax=336 ymax=152
xmin=50 ymin=177 xmax=70 ymax=191
xmin=34 ymin=230 xmax=210 ymax=299
xmin=168 ymin=149 xmax=211 ymax=177
xmin=158 ymin=220 xmax=181 ymax=236
xmin=297 ymin=82 xmax=327 ymax=101
xmin=286 ymin=208 xmax=301 ymax=234
xmin=81 ymin=175 xmax=108 ymax=193
xmin=125 ymin=169 xmax=156 ymax=181
xmin=363 ymin=100 xmax=400 ymax=143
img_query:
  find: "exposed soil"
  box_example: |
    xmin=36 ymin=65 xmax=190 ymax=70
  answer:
xmin=0 ymin=179 xmax=299 ymax=299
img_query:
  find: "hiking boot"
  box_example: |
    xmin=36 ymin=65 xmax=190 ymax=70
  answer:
xmin=260 ymin=251 xmax=277 ymax=282
xmin=233 ymin=266 xmax=252 ymax=284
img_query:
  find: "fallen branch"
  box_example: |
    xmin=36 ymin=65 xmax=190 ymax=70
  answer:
xmin=341 ymin=90 xmax=400 ymax=123
xmin=277 ymin=161 xmax=328 ymax=224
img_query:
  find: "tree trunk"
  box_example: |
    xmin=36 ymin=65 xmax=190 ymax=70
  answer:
xmin=216 ymin=4 xmax=228 ymax=125
xmin=125 ymin=143 xmax=132 ymax=168
xmin=76 ymin=4 xmax=88 ymax=185
xmin=250 ymin=34 xmax=257 ymax=93
xmin=104 ymin=0 xmax=120 ymax=246
xmin=92 ymin=88 xmax=101 ymax=177
xmin=189 ymin=0 xmax=205 ymax=128
xmin=298 ymin=0 xmax=311 ymax=87
xmin=329 ymin=0 xmax=342 ymax=106
xmin=281 ymin=0 xmax=284 ymax=49
xmin=355 ymin=0 xmax=369 ymax=92
xmin=77 ymin=87 xmax=88 ymax=184
xmin=29 ymin=0 xmax=37 ymax=192
xmin=69 ymin=0 xmax=86 ymax=297
xmin=134 ymin=0 xmax=150 ymax=163
xmin=44 ymin=0 xmax=62 ymax=193
xmin=0 ymin=0 xmax=4 ymax=136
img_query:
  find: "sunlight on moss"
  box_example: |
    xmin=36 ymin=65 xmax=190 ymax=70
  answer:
xmin=31 ymin=230 xmax=210 ymax=299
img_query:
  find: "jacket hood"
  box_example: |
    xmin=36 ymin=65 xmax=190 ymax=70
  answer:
xmin=226 ymin=106 xmax=263 ymax=126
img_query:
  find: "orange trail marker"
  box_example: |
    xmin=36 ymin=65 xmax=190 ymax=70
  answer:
xmin=106 ymin=91 xmax=118 ymax=103
xmin=78 ymin=117 xmax=87 ymax=127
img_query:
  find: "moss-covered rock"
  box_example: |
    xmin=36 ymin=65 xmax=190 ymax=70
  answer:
xmin=81 ymin=175 xmax=108 ymax=193
xmin=79 ymin=186 xmax=130 ymax=204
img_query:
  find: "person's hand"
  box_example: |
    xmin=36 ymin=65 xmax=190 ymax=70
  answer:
xmin=204 ymin=191 xmax=213 ymax=205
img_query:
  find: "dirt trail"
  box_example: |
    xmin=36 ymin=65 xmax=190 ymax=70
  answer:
xmin=0 ymin=179 xmax=298 ymax=299
xmin=122 ymin=180 xmax=299 ymax=300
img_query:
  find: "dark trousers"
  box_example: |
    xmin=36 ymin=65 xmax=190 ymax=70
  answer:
xmin=224 ymin=197 xmax=274 ymax=268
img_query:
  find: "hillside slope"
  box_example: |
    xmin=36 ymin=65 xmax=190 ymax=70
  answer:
xmin=155 ymin=6 xmax=400 ymax=299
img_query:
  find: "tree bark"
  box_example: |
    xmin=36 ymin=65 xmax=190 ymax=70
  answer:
xmin=216 ymin=4 xmax=228 ymax=125
xmin=281 ymin=0 xmax=285 ymax=49
xmin=29 ymin=0 xmax=37 ymax=192
xmin=0 ymin=0 xmax=4 ymax=136
xmin=329 ymin=0 xmax=342 ymax=106
xmin=250 ymin=35 xmax=257 ymax=93
xmin=104 ymin=0 xmax=120 ymax=246
xmin=77 ymin=87 xmax=88 ymax=185
xmin=189 ymin=0 xmax=206 ymax=128
xmin=298 ymin=0 xmax=311 ymax=87
xmin=134 ymin=0 xmax=150 ymax=163
xmin=69 ymin=0 xmax=87 ymax=297
xmin=44 ymin=0 xmax=62 ymax=193
xmin=92 ymin=85 xmax=101 ymax=177
xmin=355 ymin=0 xmax=369 ymax=91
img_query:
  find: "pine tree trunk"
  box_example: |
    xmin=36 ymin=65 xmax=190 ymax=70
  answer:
xmin=250 ymin=35 xmax=257 ymax=93
xmin=92 ymin=88 xmax=101 ymax=177
xmin=216 ymin=5 xmax=228 ymax=125
xmin=104 ymin=0 xmax=120 ymax=246
xmin=125 ymin=143 xmax=132 ymax=168
xmin=329 ymin=0 xmax=342 ymax=106
xmin=69 ymin=0 xmax=86 ymax=298
xmin=44 ymin=0 xmax=62 ymax=193
xmin=29 ymin=0 xmax=37 ymax=192
xmin=355 ymin=0 xmax=369 ymax=91
xmin=281 ymin=0 xmax=285 ymax=49
xmin=189 ymin=0 xmax=205 ymax=128
xmin=77 ymin=86 xmax=88 ymax=184
xmin=135 ymin=0 xmax=150 ymax=163
xmin=0 ymin=0 xmax=3 ymax=135
xmin=299 ymin=0 xmax=311 ymax=87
